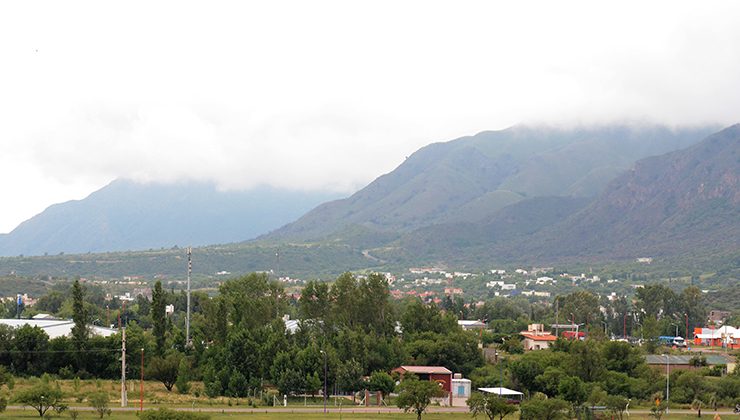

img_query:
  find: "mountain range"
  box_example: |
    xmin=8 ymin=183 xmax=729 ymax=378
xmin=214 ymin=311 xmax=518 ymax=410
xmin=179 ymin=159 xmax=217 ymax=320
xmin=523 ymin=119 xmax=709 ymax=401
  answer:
xmin=1 ymin=122 xmax=737 ymax=276
xmin=265 ymin=124 xmax=717 ymax=247
xmin=0 ymin=181 xmax=340 ymax=256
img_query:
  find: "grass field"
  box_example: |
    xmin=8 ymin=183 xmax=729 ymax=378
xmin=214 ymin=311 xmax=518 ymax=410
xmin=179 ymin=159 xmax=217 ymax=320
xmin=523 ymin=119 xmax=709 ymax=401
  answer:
xmin=0 ymin=409 xmax=730 ymax=419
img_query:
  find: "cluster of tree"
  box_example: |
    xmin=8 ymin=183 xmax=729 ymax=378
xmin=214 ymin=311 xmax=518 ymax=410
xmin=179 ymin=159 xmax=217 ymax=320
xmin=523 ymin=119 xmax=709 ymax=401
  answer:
xmin=0 ymin=274 xmax=484 ymax=401
xmin=467 ymin=336 xmax=740 ymax=418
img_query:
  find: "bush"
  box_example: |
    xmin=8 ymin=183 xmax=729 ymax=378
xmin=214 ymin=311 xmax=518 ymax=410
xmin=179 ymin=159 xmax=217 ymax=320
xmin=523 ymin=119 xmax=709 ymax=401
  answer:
xmin=138 ymin=408 xmax=210 ymax=420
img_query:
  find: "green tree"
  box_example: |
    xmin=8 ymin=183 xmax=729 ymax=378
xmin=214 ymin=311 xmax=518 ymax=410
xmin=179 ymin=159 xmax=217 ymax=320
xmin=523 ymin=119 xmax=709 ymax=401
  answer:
xmin=557 ymin=375 xmax=588 ymax=410
xmin=368 ymin=371 xmax=395 ymax=400
xmin=396 ymin=375 xmax=444 ymax=420
xmin=299 ymin=281 xmax=331 ymax=322
xmin=13 ymin=377 xmax=67 ymax=417
xmin=147 ymin=353 xmax=181 ymax=391
xmin=71 ymin=279 xmax=88 ymax=367
xmin=604 ymin=395 xmax=628 ymax=420
xmin=519 ymin=397 xmax=569 ymax=420
xmin=175 ymin=357 xmax=191 ymax=394
xmin=151 ymin=281 xmax=167 ymax=355
xmin=336 ymin=359 xmax=364 ymax=399
xmin=12 ymin=325 xmax=49 ymax=376
xmin=304 ymin=371 xmax=322 ymax=398
xmin=219 ymin=273 xmax=285 ymax=330
xmin=682 ymin=286 xmax=706 ymax=337
xmin=467 ymin=392 xmax=518 ymax=420
xmin=557 ymin=291 xmax=600 ymax=327
xmin=88 ymin=391 xmax=111 ymax=418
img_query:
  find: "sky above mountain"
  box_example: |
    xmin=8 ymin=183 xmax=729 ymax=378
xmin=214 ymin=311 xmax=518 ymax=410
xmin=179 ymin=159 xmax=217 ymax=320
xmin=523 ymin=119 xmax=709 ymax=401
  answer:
xmin=1 ymin=0 xmax=740 ymax=233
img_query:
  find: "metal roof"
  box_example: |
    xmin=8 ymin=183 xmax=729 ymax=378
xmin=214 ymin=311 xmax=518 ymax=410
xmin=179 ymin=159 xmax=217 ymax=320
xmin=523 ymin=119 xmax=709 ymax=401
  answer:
xmin=397 ymin=365 xmax=452 ymax=374
xmin=479 ymin=387 xmax=524 ymax=396
xmin=645 ymin=354 xmax=733 ymax=365
xmin=0 ymin=319 xmax=117 ymax=339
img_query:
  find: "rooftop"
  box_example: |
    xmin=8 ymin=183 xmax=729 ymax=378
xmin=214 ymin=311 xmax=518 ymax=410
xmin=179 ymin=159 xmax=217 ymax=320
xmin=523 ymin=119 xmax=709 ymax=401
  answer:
xmin=395 ymin=365 xmax=452 ymax=375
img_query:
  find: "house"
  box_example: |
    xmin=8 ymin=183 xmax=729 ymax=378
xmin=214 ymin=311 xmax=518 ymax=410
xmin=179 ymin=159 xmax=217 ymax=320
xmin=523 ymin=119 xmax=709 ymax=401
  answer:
xmin=520 ymin=324 xmax=558 ymax=350
xmin=452 ymin=374 xmax=471 ymax=398
xmin=392 ymin=365 xmax=453 ymax=395
xmin=0 ymin=319 xmax=117 ymax=339
xmin=693 ymin=325 xmax=740 ymax=348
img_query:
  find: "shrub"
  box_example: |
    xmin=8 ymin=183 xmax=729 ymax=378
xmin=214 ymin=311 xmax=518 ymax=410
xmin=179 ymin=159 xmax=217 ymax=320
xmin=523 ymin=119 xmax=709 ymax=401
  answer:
xmin=138 ymin=408 xmax=210 ymax=420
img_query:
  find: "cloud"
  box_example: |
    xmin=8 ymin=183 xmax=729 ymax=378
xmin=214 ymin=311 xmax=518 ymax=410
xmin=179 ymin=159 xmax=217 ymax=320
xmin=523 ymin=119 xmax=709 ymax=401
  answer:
xmin=1 ymin=0 xmax=740 ymax=231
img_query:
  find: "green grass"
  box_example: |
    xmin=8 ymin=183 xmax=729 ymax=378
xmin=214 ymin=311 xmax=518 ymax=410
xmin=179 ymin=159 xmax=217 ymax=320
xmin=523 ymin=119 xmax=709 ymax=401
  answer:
xmin=0 ymin=409 xmax=725 ymax=419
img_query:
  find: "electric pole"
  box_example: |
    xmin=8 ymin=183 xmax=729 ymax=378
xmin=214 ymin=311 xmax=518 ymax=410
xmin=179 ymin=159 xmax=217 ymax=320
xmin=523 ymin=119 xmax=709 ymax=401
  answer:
xmin=186 ymin=247 xmax=192 ymax=348
xmin=121 ymin=327 xmax=127 ymax=407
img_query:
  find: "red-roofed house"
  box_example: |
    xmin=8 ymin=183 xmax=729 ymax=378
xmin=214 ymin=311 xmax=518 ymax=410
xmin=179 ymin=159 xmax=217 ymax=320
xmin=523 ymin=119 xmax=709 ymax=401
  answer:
xmin=520 ymin=324 xmax=558 ymax=351
xmin=392 ymin=365 xmax=453 ymax=393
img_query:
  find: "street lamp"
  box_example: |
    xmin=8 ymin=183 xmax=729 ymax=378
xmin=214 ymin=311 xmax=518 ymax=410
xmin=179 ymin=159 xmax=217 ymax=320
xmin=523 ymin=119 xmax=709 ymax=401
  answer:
xmin=319 ymin=350 xmax=327 ymax=414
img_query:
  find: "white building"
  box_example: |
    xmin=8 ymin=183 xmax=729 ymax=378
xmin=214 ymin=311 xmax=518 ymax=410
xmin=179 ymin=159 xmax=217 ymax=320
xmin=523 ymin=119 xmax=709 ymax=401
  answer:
xmin=0 ymin=319 xmax=117 ymax=339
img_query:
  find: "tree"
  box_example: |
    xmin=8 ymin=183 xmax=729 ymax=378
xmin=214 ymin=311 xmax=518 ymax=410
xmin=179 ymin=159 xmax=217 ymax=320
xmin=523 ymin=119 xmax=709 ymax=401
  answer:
xmin=71 ymin=279 xmax=88 ymax=368
xmin=519 ymin=397 xmax=569 ymax=420
xmin=396 ymin=376 xmax=443 ymax=420
xmin=151 ymin=281 xmax=167 ymax=355
xmin=557 ymin=375 xmax=588 ymax=410
xmin=604 ymin=395 xmax=628 ymax=420
xmin=336 ymin=359 xmax=364 ymax=400
xmin=467 ymin=392 xmax=518 ymax=420
xmin=14 ymin=377 xmax=67 ymax=417
xmin=368 ymin=371 xmax=396 ymax=400
xmin=304 ymin=372 xmax=322 ymax=398
xmin=147 ymin=353 xmax=181 ymax=391
xmin=12 ymin=325 xmax=50 ymax=376
xmin=175 ymin=357 xmax=191 ymax=394
xmin=691 ymin=398 xmax=704 ymax=418
xmin=88 ymin=391 xmax=111 ymax=418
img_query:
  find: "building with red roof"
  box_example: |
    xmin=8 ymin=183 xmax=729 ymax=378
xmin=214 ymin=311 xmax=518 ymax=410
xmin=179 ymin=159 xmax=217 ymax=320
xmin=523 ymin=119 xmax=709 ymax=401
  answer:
xmin=520 ymin=324 xmax=558 ymax=351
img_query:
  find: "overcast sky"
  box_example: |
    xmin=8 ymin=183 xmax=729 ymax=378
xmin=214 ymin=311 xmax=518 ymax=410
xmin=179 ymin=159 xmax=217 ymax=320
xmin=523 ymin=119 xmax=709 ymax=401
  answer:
xmin=1 ymin=1 xmax=739 ymax=233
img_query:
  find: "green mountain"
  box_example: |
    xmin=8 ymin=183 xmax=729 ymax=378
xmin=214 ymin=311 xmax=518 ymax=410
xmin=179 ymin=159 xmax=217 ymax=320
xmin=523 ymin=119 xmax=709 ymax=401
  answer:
xmin=505 ymin=123 xmax=740 ymax=262
xmin=266 ymin=124 xmax=715 ymax=244
xmin=0 ymin=180 xmax=341 ymax=257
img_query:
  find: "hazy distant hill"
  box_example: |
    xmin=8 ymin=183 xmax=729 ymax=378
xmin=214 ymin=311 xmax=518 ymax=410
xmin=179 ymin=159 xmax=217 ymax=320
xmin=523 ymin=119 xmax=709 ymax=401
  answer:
xmin=0 ymin=180 xmax=341 ymax=256
xmin=266 ymin=124 xmax=715 ymax=244
xmin=507 ymin=123 xmax=740 ymax=261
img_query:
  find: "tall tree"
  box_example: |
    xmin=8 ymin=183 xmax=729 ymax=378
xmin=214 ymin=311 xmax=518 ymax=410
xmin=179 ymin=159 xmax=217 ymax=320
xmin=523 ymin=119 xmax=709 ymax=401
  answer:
xmin=151 ymin=281 xmax=167 ymax=355
xmin=70 ymin=279 xmax=88 ymax=368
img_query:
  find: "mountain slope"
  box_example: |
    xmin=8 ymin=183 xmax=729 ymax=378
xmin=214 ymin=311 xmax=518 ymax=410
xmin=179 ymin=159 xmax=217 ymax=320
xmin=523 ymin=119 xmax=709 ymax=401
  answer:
xmin=497 ymin=124 xmax=740 ymax=261
xmin=266 ymin=124 xmax=715 ymax=242
xmin=0 ymin=180 xmax=341 ymax=256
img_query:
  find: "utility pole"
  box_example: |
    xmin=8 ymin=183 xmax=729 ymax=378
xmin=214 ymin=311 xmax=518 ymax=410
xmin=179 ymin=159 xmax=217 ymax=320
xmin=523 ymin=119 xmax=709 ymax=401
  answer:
xmin=121 ymin=327 xmax=127 ymax=407
xmin=186 ymin=247 xmax=192 ymax=348
xmin=140 ymin=348 xmax=144 ymax=412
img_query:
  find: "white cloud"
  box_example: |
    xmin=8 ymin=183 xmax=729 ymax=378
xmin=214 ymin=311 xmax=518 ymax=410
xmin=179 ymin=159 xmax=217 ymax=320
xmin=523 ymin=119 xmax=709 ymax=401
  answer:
xmin=1 ymin=0 xmax=739 ymax=232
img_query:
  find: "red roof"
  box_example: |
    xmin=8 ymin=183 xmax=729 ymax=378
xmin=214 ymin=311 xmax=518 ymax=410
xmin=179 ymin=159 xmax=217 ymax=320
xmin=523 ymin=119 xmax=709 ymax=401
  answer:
xmin=520 ymin=332 xmax=558 ymax=341
xmin=394 ymin=365 xmax=452 ymax=375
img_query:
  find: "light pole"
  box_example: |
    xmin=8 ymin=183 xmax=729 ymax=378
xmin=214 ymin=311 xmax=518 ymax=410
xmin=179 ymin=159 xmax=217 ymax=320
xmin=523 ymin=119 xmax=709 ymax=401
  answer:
xmin=320 ymin=350 xmax=327 ymax=414
xmin=623 ymin=312 xmax=628 ymax=339
xmin=664 ymin=354 xmax=670 ymax=413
